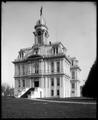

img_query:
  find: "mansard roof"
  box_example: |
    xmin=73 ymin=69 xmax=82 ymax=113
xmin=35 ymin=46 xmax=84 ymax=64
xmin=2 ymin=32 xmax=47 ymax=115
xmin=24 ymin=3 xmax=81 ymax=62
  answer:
xmin=13 ymin=41 xmax=72 ymax=64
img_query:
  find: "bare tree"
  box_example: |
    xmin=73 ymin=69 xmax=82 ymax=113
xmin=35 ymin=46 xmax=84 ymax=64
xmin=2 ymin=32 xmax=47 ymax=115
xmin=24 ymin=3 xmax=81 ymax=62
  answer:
xmin=2 ymin=83 xmax=14 ymax=97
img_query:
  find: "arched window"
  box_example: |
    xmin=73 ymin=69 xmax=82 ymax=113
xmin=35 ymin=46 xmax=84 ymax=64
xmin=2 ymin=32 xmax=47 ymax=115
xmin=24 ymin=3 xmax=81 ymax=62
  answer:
xmin=18 ymin=80 xmax=21 ymax=88
xmin=72 ymin=71 xmax=75 ymax=79
xmin=71 ymin=83 xmax=75 ymax=89
xmin=57 ymin=78 xmax=60 ymax=86
xmin=18 ymin=65 xmax=20 ymax=75
xmin=53 ymin=47 xmax=58 ymax=55
xmin=57 ymin=61 xmax=60 ymax=72
xmin=22 ymin=64 xmax=25 ymax=75
xmin=57 ymin=89 xmax=60 ymax=96
xmin=35 ymin=63 xmax=39 ymax=73
xmin=51 ymin=62 xmax=54 ymax=73
xmin=56 ymin=47 xmax=58 ymax=54
xmin=51 ymin=78 xmax=54 ymax=86
xmin=53 ymin=48 xmax=55 ymax=54
xmin=23 ymin=80 xmax=25 ymax=87
xmin=51 ymin=90 xmax=54 ymax=96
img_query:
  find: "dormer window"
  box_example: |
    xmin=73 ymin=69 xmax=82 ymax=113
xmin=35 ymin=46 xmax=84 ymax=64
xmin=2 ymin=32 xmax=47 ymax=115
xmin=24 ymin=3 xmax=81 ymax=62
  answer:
xmin=56 ymin=47 xmax=58 ymax=54
xmin=53 ymin=46 xmax=58 ymax=55
xmin=53 ymin=48 xmax=55 ymax=54
xmin=19 ymin=50 xmax=24 ymax=59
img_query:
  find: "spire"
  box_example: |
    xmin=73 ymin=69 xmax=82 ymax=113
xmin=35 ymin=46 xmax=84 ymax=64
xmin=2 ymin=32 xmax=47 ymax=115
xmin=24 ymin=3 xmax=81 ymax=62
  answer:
xmin=40 ymin=6 xmax=43 ymax=16
xmin=33 ymin=6 xmax=49 ymax=45
xmin=35 ymin=6 xmax=47 ymax=27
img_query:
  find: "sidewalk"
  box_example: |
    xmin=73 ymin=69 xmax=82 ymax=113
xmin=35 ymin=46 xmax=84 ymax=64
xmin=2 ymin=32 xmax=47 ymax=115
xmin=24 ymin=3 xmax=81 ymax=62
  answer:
xmin=29 ymin=98 xmax=96 ymax=105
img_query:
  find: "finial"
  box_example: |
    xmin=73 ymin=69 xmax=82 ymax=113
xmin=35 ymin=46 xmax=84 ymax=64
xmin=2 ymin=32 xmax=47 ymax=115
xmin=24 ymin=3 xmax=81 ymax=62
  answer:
xmin=40 ymin=6 xmax=43 ymax=16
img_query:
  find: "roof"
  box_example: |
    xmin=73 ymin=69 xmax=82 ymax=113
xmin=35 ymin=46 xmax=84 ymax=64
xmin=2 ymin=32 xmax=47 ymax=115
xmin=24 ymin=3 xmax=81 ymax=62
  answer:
xmin=13 ymin=42 xmax=71 ymax=64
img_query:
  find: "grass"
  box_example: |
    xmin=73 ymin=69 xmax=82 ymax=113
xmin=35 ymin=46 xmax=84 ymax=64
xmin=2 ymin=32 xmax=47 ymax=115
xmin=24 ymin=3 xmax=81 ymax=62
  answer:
xmin=2 ymin=96 xmax=96 ymax=118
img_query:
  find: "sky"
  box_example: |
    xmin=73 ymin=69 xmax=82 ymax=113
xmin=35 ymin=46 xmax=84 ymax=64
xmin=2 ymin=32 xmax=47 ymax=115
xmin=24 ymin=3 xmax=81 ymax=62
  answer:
xmin=2 ymin=2 xmax=96 ymax=87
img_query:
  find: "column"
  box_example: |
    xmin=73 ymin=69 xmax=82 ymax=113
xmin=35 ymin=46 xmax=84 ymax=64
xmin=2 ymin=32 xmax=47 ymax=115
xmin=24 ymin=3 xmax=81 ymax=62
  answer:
xmin=45 ymin=78 xmax=48 ymax=97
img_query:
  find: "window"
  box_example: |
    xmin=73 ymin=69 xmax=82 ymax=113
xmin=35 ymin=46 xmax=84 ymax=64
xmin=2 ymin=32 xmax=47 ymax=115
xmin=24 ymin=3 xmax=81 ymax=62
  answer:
xmin=72 ymin=83 xmax=75 ymax=89
xmin=34 ymin=81 xmax=39 ymax=87
xmin=57 ymin=78 xmax=60 ymax=86
xmin=57 ymin=90 xmax=60 ymax=96
xmin=36 ymin=51 xmax=38 ymax=54
xmin=18 ymin=65 xmax=20 ymax=75
xmin=57 ymin=61 xmax=60 ymax=72
xmin=53 ymin=48 xmax=55 ymax=54
xmin=51 ymin=62 xmax=54 ymax=73
xmin=18 ymin=80 xmax=21 ymax=87
xmin=35 ymin=63 xmax=39 ymax=73
xmin=72 ymin=91 xmax=75 ymax=94
xmin=51 ymin=78 xmax=54 ymax=86
xmin=53 ymin=47 xmax=58 ymax=54
xmin=23 ymin=64 xmax=25 ymax=75
xmin=56 ymin=47 xmax=58 ymax=54
xmin=72 ymin=71 xmax=75 ymax=79
xmin=23 ymin=80 xmax=25 ymax=87
xmin=51 ymin=90 xmax=54 ymax=96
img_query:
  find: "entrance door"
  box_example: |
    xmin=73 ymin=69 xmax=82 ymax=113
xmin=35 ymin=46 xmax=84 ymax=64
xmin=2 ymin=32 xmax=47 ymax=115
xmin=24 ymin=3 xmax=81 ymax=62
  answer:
xmin=34 ymin=81 xmax=39 ymax=87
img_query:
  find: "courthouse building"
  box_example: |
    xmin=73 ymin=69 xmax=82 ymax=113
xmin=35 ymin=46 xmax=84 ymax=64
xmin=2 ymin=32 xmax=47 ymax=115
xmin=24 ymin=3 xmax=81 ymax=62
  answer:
xmin=13 ymin=7 xmax=81 ymax=98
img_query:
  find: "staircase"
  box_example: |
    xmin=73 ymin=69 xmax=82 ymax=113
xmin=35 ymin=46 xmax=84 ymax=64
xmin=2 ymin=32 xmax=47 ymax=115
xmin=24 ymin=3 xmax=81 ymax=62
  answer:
xmin=17 ymin=88 xmax=30 ymax=98
xmin=21 ymin=88 xmax=35 ymax=98
xmin=17 ymin=87 xmax=43 ymax=98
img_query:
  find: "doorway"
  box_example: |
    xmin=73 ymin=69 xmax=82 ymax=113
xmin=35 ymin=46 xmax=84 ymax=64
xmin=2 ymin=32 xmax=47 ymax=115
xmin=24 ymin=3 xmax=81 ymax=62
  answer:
xmin=34 ymin=81 xmax=39 ymax=87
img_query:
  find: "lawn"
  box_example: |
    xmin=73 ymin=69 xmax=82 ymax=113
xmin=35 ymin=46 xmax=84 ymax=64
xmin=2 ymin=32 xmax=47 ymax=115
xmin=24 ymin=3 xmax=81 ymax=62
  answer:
xmin=2 ymin=96 xmax=96 ymax=118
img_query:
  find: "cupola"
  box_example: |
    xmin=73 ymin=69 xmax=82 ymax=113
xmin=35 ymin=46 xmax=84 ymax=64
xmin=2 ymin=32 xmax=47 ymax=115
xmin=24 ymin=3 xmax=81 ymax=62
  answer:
xmin=33 ymin=6 xmax=49 ymax=45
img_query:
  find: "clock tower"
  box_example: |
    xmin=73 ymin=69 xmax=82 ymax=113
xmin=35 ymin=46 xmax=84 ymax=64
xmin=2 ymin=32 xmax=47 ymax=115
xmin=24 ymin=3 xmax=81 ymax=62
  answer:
xmin=33 ymin=6 xmax=49 ymax=45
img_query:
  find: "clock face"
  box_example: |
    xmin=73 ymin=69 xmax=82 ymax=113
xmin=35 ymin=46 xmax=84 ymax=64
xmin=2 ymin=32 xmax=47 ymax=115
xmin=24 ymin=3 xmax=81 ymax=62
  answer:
xmin=38 ymin=31 xmax=41 ymax=36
